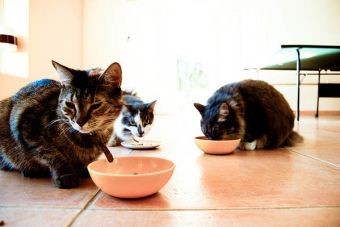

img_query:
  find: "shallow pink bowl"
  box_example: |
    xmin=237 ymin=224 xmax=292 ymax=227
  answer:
xmin=194 ymin=136 xmax=241 ymax=154
xmin=87 ymin=156 xmax=175 ymax=199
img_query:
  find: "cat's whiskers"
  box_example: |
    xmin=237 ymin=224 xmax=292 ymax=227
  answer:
xmin=59 ymin=126 xmax=73 ymax=136
xmin=45 ymin=118 xmax=68 ymax=128
xmin=54 ymin=120 xmax=78 ymax=137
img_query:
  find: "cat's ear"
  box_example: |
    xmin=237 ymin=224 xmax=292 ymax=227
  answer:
xmin=124 ymin=104 xmax=134 ymax=112
xmin=147 ymin=100 xmax=157 ymax=112
xmin=194 ymin=103 xmax=205 ymax=116
xmin=101 ymin=62 xmax=122 ymax=87
xmin=218 ymin=102 xmax=229 ymax=122
xmin=52 ymin=60 xmax=74 ymax=85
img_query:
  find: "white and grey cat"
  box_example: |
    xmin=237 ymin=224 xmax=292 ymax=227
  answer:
xmin=108 ymin=92 xmax=156 ymax=146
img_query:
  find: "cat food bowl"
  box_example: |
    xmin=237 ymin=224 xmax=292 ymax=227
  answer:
xmin=87 ymin=156 xmax=175 ymax=199
xmin=121 ymin=139 xmax=161 ymax=150
xmin=194 ymin=136 xmax=241 ymax=154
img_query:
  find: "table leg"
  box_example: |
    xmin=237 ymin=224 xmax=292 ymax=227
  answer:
xmin=296 ymin=49 xmax=301 ymax=121
xmin=315 ymin=69 xmax=321 ymax=118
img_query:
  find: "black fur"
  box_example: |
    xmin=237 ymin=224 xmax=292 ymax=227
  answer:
xmin=194 ymin=79 xmax=303 ymax=149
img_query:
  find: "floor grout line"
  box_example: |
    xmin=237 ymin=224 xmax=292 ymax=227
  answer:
xmin=289 ymin=150 xmax=340 ymax=169
xmin=0 ymin=205 xmax=81 ymax=209
xmin=74 ymin=205 xmax=340 ymax=212
xmin=1 ymin=205 xmax=339 ymax=212
xmin=66 ymin=189 xmax=100 ymax=227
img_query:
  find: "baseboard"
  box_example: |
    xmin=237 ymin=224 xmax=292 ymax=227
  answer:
xmin=299 ymin=111 xmax=340 ymax=116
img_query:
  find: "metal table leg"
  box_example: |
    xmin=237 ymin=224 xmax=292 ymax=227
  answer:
xmin=315 ymin=69 xmax=321 ymax=117
xmin=296 ymin=49 xmax=301 ymax=121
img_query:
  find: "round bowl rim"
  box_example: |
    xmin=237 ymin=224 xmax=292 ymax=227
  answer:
xmin=87 ymin=156 xmax=176 ymax=178
xmin=195 ymin=136 xmax=241 ymax=143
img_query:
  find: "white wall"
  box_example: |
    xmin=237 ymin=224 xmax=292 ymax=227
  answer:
xmin=1 ymin=0 xmax=340 ymax=113
xmin=29 ymin=0 xmax=83 ymax=81
xmin=83 ymin=0 xmax=340 ymax=113
xmin=0 ymin=0 xmax=29 ymax=99
xmin=0 ymin=0 xmax=83 ymax=99
xmin=83 ymin=0 xmax=161 ymax=102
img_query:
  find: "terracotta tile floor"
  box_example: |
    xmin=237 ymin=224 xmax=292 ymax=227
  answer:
xmin=1 ymin=114 xmax=339 ymax=226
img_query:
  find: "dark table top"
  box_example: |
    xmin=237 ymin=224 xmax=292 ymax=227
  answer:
xmin=258 ymin=45 xmax=340 ymax=71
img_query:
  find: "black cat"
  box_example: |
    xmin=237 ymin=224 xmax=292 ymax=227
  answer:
xmin=194 ymin=79 xmax=303 ymax=150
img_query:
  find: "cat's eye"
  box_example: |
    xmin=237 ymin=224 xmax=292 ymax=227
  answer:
xmin=91 ymin=102 xmax=102 ymax=110
xmin=129 ymin=121 xmax=136 ymax=126
xmin=65 ymin=101 xmax=75 ymax=109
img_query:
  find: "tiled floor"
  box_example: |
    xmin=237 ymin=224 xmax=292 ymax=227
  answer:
xmin=1 ymin=114 xmax=339 ymax=226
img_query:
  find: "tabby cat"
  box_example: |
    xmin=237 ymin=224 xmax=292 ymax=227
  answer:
xmin=108 ymin=93 xmax=156 ymax=146
xmin=0 ymin=61 xmax=123 ymax=188
xmin=194 ymin=79 xmax=303 ymax=150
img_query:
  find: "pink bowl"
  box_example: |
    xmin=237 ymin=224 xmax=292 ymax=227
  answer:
xmin=194 ymin=136 xmax=240 ymax=154
xmin=87 ymin=156 xmax=175 ymax=199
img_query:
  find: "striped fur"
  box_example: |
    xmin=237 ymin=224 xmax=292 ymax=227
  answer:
xmin=0 ymin=61 xmax=123 ymax=188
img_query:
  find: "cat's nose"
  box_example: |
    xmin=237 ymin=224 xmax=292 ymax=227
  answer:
xmin=137 ymin=125 xmax=144 ymax=136
xmin=76 ymin=118 xmax=87 ymax=127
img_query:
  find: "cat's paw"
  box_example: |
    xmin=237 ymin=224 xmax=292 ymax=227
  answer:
xmin=53 ymin=173 xmax=80 ymax=189
xmin=244 ymin=141 xmax=257 ymax=150
xmin=80 ymin=169 xmax=90 ymax=178
xmin=21 ymin=168 xmax=50 ymax=178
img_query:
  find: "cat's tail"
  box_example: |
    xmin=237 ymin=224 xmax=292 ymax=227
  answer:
xmin=283 ymin=131 xmax=304 ymax=147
